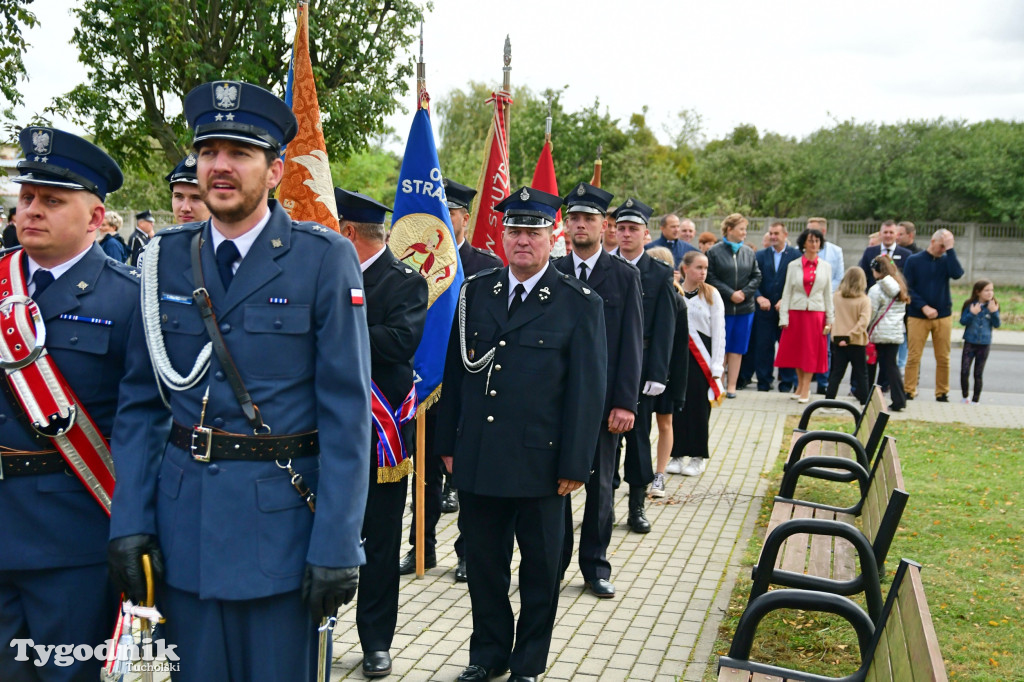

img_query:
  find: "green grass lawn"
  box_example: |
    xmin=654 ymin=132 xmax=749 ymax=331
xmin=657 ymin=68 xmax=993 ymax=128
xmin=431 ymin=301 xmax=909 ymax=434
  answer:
xmin=951 ymin=284 xmax=1024 ymax=331
xmin=705 ymin=418 xmax=1024 ymax=681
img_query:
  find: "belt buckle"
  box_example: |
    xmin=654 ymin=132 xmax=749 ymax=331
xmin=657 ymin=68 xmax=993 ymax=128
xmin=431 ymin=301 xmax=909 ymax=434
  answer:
xmin=191 ymin=426 xmax=213 ymax=462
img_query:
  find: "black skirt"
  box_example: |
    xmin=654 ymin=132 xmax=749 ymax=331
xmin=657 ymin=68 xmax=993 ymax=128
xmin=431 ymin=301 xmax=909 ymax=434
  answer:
xmin=671 ymin=334 xmax=712 ymax=460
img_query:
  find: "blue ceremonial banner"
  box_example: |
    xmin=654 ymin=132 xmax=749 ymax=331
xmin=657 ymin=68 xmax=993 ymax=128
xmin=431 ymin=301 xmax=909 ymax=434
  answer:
xmin=389 ymin=109 xmax=463 ymax=408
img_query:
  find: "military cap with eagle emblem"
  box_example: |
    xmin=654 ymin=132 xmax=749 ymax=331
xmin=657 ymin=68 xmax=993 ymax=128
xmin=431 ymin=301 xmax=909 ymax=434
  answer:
xmin=165 ymin=153 xmax=199 ymax=187
xmin=612 ymin=197 xmax=654 ymax=225
xmin=442 ymin=178 xmax=477 ymax=211
xmin=13 ymin=127 xmax=123 ymax=201
xmin=494 ymin=186 xmax=563 ymax=228
xmin=334 ymin=188 xmax=392 ymax=225
xmin=562 ymin=181 xmax=614 ymax=215
xmin=184 ymin=81 xmax=298 ymax=151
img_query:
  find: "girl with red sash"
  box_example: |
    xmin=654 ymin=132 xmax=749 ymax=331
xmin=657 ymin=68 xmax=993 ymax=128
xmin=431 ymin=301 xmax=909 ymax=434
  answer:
xmin=667 ymin=251 xmax=725 ymax=477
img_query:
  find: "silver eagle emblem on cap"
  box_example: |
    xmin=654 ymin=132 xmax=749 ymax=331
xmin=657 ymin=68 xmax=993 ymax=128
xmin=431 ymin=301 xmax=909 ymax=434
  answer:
xmin=31 ymin=129 xmax=52 ymax=155
xmin=520 ymin=188 xmax=530 ymax=201
xmin=213 ymin=82 xmax=240 ymax=110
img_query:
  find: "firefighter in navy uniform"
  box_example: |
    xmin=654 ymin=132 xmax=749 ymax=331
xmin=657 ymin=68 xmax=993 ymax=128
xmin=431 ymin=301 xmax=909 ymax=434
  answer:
xmin=613 ymin=198 xmax=676 ymax=532
xmin=552 ymin=182 xmax=643 ymax=599
xmin=436 ymin=186 xmax=607 ymax=682
xmin=400 ymin=177 xmax=502 ymax=583
xmin=0 ymin=127 xmax=138 ymax=681
xmin=335 ymin=188 xmax=427 ymax=678
xmin=106 ymin=81 xmax=372 ymax=682
xmin=126 ymin=210 xmax=155 ymax=266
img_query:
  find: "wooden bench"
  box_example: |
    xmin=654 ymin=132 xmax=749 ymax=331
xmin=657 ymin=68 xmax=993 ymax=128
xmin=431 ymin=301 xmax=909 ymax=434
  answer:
xmin=719 ymin=559 xmax=948 ymax=681
xmin=785 ymin=385 xmax=889 ymax=486
xmin=749 ymin=437 xmax=909 ymax=621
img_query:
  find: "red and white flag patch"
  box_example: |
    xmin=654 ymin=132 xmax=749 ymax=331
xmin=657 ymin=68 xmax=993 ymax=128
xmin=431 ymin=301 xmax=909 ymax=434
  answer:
xmin=350 ymin=288 xmax=364 ymax=305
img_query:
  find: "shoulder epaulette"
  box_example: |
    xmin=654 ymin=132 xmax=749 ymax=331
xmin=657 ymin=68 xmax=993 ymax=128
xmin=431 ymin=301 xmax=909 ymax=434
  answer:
xmin=649 ymin=257 xmax=672 ymax=270
xmin=105 ymin=258 xmax=142 ymax=282
xmin=558 ymin=272 xmax=599 ymax=300
xmin=390 ymin=258 xmax=418 ymax=277
xmin=610 ymin=254 xmax=640 ymax=274
xmin=157 ymin=221 xmax=203 ymax=235
xmin=292 ymin=221 xmax=342 ymax=241
xmin=465 ymin=266 xmax=500 ymax=283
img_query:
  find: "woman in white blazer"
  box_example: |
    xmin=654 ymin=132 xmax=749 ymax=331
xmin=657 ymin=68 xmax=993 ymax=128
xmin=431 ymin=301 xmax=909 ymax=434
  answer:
xmin=775 ymin=228 xmax=835 ymax=402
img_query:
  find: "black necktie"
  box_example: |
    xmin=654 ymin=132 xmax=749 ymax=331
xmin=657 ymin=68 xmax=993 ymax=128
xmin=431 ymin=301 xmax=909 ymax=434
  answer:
xmin=31 ymin=269 xmax=54 ymax=297
xmin=216 ymin=240 xmax=241 ymax=290
xmin=578 ymin=262 xmax=589 ymax=282
xmin=508 ymin=283 xmax=526 ymax=316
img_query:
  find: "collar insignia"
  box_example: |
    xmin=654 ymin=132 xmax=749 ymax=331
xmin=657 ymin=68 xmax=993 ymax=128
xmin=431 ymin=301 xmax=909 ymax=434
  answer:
xmin=271 ymin=238 xmax=283 ymax=248
xmin=538 ymin=286 xmax=550 ymax=302
xmin=492 ymin=280 xmax=503 ymax=295
xmin=76 ymin=281 xmax=89 ymax=290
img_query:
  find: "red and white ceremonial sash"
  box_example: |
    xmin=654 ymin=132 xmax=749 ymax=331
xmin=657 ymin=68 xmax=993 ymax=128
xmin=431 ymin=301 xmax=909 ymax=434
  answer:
xmin=688 ymin=329 xmax=724 ymax=407
xmin=0 ymin=252 xmax=115 ymax=514
xmin=370 ymin=381 xmax=417 ymax=483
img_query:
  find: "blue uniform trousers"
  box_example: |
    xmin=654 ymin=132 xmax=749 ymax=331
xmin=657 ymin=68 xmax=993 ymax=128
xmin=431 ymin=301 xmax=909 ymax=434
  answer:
xmin=753 ymin=309 xmax=796 ymax=390
xmin=161 ymin=585 xmax=318 ymax=682
xmin=0 ymin=564 xmax=114 ymax=682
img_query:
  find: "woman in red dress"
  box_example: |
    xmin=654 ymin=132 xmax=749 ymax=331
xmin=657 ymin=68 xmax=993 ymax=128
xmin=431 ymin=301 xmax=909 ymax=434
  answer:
xmin=775 ymin=228 xmax=834 ymax=402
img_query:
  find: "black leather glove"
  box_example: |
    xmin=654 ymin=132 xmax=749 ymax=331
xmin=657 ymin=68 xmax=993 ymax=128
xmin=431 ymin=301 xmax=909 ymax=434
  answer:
xmin=301 ymin=564 xmax=358 ymax=622
xmin=108 ymin=534 xmax=164 ymax=604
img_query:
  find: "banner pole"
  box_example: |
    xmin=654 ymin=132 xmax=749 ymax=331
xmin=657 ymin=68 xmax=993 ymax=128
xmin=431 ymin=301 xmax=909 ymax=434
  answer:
xmin=414 ymin=408 xmax=426 ymax=577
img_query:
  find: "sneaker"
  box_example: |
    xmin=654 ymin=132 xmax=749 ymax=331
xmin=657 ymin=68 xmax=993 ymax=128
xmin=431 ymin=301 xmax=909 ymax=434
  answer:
xmin=650 ymin=473 xmax=666 ymax=498
xmin=681 ymin=457 xmax=706 ymax=476
xmin=961 ymin=397 xmax=971 ymax=404
xmin=666 ymin=458 xmax=684 ymax=475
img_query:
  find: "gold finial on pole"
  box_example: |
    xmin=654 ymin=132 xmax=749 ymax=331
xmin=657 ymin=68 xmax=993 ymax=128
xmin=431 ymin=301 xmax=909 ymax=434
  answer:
xmin=502 ymin=35 xmax=512 ymax=93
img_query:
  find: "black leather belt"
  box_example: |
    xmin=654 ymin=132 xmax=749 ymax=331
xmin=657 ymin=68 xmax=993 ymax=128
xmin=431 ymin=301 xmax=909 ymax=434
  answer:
xmin=1 ymin=450 xmax=69 ymax=477
xmin=169 ymin=422 xmax=319 ymax=462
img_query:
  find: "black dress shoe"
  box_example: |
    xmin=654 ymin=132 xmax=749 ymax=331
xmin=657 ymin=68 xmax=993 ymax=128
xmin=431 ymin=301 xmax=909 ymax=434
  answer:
xmin=936 ymin=394 xmax=949 ymax=402
xmin=441 ymin=480 xmax=459 ymax=513
xmin=457 ymin=664 xmax=507 ymax=681
xmin=585 ymin=578 xmax=615 ymax=598
xmin=508 ymin=675 xmax=537 ymax=682
xmin=398 ymin=549 xmax=436 ymax=575
xmin=362 ymin=651 xmax=392 ymax=678
xmin=455 ymin=556 xmax=468 ymax=582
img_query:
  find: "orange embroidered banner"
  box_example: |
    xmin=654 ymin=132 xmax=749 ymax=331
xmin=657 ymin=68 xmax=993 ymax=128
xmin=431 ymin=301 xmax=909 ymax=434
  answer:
xmin=278 ymin=2 xmax=340 ymax=231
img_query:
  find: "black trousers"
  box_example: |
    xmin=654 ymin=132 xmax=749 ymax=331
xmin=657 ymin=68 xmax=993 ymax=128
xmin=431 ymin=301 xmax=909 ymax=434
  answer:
xmin=460 ymin=491 xmax=565 ymax=677
xmin=868 ymin=343 xmax=906 ymax=410
xmin=561 ymin=429 xmax=616 ymax=582
xmin=622 ymin=395 xmax=655 ymax=486
xmin=826 ymin=342 xmax=869 ymax=404
xmin=357 ymin=473 xmax=408 ymax=652
xmin=961 ymin=341 xmax=991 ymax=401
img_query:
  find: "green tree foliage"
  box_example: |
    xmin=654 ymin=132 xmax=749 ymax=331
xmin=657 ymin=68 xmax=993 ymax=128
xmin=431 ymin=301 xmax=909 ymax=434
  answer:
xmin=330 ymin=147 xmax=402 ymax=211
xmin=51 ymin=0 xmax=424 ymax=173
xmin=0 ymin=0 xmax=37 ymax=107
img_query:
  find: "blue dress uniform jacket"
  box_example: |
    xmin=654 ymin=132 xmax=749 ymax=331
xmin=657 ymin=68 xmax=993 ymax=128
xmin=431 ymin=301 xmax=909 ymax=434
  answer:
xmin=0 ymin=244 xmax=140 ymax=570
xmin=435 ymin=265 xmax=608 ymax=496
xmin=109 ymin=202 xmax=372 ymax=601
xmin=553 ymin=250 xmax=643 ymax=416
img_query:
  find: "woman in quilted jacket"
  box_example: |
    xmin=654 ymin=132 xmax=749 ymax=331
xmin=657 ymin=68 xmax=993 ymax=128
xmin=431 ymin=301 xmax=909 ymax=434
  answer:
xmin=866 ymin=256 xmax=909 ymax=411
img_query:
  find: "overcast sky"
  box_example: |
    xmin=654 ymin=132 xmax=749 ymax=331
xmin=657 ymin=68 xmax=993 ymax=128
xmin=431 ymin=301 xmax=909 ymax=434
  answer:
xmin=12 ymin=0 xmax=1024 ymax=150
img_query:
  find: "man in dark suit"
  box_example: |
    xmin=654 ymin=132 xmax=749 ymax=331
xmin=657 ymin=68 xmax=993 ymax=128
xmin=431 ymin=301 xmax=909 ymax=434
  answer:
xmin=614 ymin=198 xmax=675 ymax=534
xmin=752 ymin=221 xmax=801 ymax=392
xmin=337 ymin=188 xmax=427 ymax=678
xmin=0 ymin=127 xmax=136 ymax=680
xmin=553 ymin=182 xmax=642 ymax=599
xmin=108 ymin=81 xmax=373 ymax=681
xmin=126 ymin=209 xmax=155 ymax=266
xmin=400 ymin=177 xmax=502 ymax=582
xmin=645 ymin=212 xmax=697 ymax=266
xmin=437 ymin=187 xmax=607 ymax=682
xmin=859 ymin=220 xmax=912 ymax=287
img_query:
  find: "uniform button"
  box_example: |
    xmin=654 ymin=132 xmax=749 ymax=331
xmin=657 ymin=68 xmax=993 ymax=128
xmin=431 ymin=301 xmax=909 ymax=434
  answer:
xmin=273 ymin=319 xmax=283 ymax=330
xmin=498 ymin=340 xmax=506 ymax=347
xmin=486 ymin=416 xmax=494 ymax=422
xmin=69 ymin=337 xmax=78 ymax=345
xmin=212 ymin=417 xmax=225 ymax=428
xmin=548 ymin=441 xmax=554 ymax=446
xmin=219 ymin=322 xmax=231 ymax=334
xmin=538 ymin=339 xmax=544 ymax=345
xmin=208 ymin=464 xmax=220 ymax=475
xmin=161 ymin=314 xmax=168 ymax=323
xmin=214 ymin=371 xmax=225 ymax=381
xmin=494 ymin=364 xmax=501 ymax=371
xmin=0 ymin=414 xmax=6 ymax=424
xmin=489 ymin=390 xmax=496 ymax=397
xmin=172 ymin=319 xmax=180 ymax=328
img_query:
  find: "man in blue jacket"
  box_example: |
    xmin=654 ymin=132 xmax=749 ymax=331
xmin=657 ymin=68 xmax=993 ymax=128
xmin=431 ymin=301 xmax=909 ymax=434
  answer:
xmin=903 ymin=228 xmax=963 ymax=402
xmin=751 ymin=221 xmax=800 ymax=392
xmin=107 ymin=81 xmax=372 ymax=681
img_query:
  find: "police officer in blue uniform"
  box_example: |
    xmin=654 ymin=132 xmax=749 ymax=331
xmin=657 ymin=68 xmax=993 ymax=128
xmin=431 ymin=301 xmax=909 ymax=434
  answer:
xmin=553 ymin=182 xmax=643 ymax=599
xmin=166 ymin=153 xmax=210 ymax=225
xmin=437 ymin=187 xmax=607 ymax=682
xmin=0 ymin=127 xmax=137 ymax=681
xmin=106 ymin=81 xmax=372 ymax=682
xmin=400 ymin=177 xmax=501 ymax=582
xmin=335 ymin=188 xmax=427 ymax=678
xmin=613 ymin=198 xmax=676 ymax=531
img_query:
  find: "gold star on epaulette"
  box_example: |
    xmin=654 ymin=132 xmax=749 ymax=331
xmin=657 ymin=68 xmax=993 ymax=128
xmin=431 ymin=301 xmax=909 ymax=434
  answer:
xmin=271 ymin=238 xmax=283 ymax=248
xmin=76 ymin=281 xmax=89 ymax=290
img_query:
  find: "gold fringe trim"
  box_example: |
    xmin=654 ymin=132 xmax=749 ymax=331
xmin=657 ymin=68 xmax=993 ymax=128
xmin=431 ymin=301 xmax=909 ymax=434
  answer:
xmin=377 ymin=457 xmax=412 ymax=483
xmin=416 ymin=384 xmax=443 ymax=415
